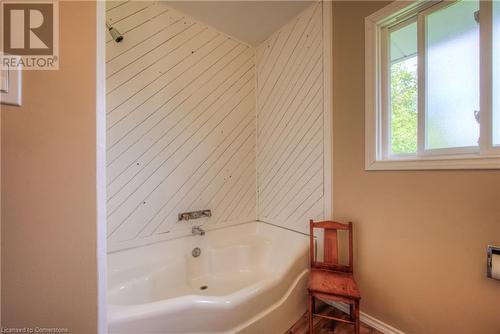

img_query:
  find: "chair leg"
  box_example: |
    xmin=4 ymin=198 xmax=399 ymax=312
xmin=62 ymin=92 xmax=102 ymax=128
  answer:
xmin=308 ymin=293 xmax=314 ymax=334
xmin=349 ymin=303 xmax=354 ymax=321
xmin=354 ymin=300 xmax=360 ymax=334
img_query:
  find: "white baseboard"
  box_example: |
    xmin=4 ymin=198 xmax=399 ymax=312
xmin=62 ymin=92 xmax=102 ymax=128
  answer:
xmin=328 ymin=302 xmax=406 ymax=334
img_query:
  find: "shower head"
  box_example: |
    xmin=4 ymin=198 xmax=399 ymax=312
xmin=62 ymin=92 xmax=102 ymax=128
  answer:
xmin=106 ymin=22 xmax=123 ymax=43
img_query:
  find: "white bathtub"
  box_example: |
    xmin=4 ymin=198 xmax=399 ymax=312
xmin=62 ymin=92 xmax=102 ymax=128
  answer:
xmin=107 ymin=221 xmax=309 ymax=334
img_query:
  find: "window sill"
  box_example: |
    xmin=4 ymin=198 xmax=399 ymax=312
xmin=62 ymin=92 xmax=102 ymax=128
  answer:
xmin=365 ymin=155 xmax=500 ymax=170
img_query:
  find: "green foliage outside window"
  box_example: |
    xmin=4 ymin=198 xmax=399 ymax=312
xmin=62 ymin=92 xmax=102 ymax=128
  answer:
xmin=390 ymin=61 xmax=418 ymax=154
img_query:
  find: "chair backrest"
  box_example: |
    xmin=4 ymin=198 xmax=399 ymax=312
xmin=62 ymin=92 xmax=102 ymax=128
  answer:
xmin=309 ymin=219 xmax=353 ymax=273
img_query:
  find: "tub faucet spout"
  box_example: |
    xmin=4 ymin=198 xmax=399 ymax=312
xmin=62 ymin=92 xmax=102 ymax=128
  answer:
xmin=192 ymin=226 xmax=205 ymax=236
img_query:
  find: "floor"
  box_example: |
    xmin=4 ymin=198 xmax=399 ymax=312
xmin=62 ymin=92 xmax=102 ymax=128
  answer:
xmin=286 ymin=301 xmax=383 ymax=334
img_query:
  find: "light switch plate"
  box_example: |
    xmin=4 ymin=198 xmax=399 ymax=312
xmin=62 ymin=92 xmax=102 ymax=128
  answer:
xmin=487 ymin=245 xmax=500 ymax=280
xmin=0 ymin=54 xmax=22 ymax=107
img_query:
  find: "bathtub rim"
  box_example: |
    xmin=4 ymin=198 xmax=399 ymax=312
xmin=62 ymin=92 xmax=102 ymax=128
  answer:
xmin=107 ymin=219 xmax=309 ymax=254
xmin=107 ymin=220 xmax=310 ymax=330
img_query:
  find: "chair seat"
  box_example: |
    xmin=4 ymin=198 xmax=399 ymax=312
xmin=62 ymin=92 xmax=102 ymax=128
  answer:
xmin=308 ymin=269 xmax=361 ymax=300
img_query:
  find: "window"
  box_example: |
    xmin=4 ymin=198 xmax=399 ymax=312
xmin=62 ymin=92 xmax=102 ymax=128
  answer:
xmin=389 ymin=20 xmax=418 ymax=155
xmin=366 ymin=0 xmax=500 ymax=170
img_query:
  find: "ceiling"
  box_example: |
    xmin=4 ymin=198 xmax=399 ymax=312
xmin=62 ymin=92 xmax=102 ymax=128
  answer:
xmin=164 ymin=1 xmax=315 ymax=46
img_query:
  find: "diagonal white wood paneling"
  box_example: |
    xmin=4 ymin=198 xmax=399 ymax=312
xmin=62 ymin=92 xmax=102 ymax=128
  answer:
xmin=106 ymin=1 xmax=256 ymax=251
xmin=106 ymin=1 xmax=327 ymax=251
xmin=256 ymin=2 xmax=325 ymax=234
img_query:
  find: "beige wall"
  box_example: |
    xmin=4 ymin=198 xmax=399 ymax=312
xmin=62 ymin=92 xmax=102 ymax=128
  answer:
xmin=1 ymin=2 xmax=98 ymax=333
xmin=332 ymin=2 xmax=500 ymax=333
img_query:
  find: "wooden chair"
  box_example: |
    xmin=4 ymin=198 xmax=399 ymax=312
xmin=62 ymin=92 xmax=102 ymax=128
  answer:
xmin=308 ymin=220 xmax=361 ymax=334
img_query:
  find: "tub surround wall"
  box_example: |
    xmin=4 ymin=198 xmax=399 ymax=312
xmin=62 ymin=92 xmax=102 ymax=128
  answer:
xmin=106 ymin=1 xmax=257 ymax=251
xmin=332 ymin=2 xmax=500 ymax=333
xmin=106 ymin=1 xmax=329 ymax=251
xmin=256 ymin=3 xmax=325 ymax=233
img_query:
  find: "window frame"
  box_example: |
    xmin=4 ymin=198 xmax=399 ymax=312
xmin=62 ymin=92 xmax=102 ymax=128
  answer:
xmin=365 ymin=0 xmax=500 ymax=170
xmin=384 ymin=16 xmax=418 ymax=159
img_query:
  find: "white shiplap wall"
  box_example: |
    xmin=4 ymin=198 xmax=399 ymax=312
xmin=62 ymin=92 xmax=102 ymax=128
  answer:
xmin=106 ymin=1 xmax=256 ymax=251
xmin=256 ymin=3 xmax=325 ymax=234
xmin=106 ymin=1 xmax=327 ymax=251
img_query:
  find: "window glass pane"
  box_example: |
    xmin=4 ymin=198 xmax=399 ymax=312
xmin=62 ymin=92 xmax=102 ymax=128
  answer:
xmin=390 ymin=21 xmax=418 ymax=154
xmin=494 ymin=1 xmax=500 ymax=146
xmin=426 ymin=0 xmax=480 ymax=150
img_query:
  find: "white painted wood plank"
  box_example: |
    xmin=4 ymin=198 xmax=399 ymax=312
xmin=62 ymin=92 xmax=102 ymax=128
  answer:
xmin=257 ymin=20 xmax=298 ymax=96
xmin=222 ymin=166 xmax=256 ymax=222
xmin=118 ymin=114 xmax=255 ymax=239
xmin=106 ymin=35 xmax=230 ymax=141
xmin=107 ymin=60 xmax=255 ymax=195
xmin=257 ymin=39 xmax=322 ymax=147
xmin=107 ymin=80 xmax=254 ymax=221
xmin=105 ymin=1 xmax=327 ymax=250
xmin=154 ymin=129 xmax=256 ymax=235
xmin=257 ymin=38 xmax=322 ymax=144
xmin=106 ymin=9 xmax=187 ymax=62
xmin=109 ymin=41 xmax=244 ymax=152
xmin=105 ymin=2 xmax=167 ymax=43
xmin=258 ymin=62 xmax=323 ymax=174
xmin=107 ymin=48 xmax=253 ymax=173
xmin=258 ymin=84 xmax=322 ymax=185
xmin=258 ymin=4 xmax=319 ymax=104
xmin=257 ymin=13 xmax=322 ymax=126
xmin=107 ymin=1 xmax=152 ymax=25
xmin=107 ymin=22 xmax=203 ymax=86
xmin=295 ymin=195 xmax=324 ymax=228
xmin=145 ymin=112 xmax=256 ymax=236
xmin=106 ymin=4 xmax=257 ymax=250
xmin=106 ymin=31 xmax=224 ymax=114
xmin=260 ymin=133 xmax=323 ymax=215
xmin=259 ymin=113 xmax=323 ymax=211
xmin=107 ymin=79 xmax=255 ymax=217
xmin=106 ymin=23 xmax=210 ymax=94
xmin=266 ymin=150 xmax=323 ymax=219
xmin=108 ymin=91 xmax=255 ymax=237
xmin=280 ymin=180 xmax=323 ymax=222
xmin=106 ymin=1 xmax=128 ymax=12
xmin=257 ymin=29 xmax=280 ymax=77
xmin=259 ymin=98 xmax=322 ymax=200
xmin=186 ymin=119 xmax=256 ymax=219
xmin=256 ymin=3 xmax=324 ymax=232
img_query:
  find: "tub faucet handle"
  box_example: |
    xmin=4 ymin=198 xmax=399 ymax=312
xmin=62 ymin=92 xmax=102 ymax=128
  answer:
xmin=192 ymin=226 xmax=205 ymax=236
xmin=178 ymin=209 xmax=212 ymax=221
